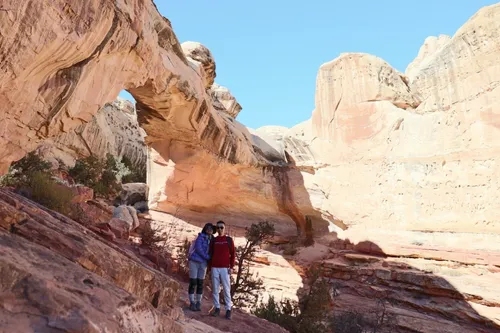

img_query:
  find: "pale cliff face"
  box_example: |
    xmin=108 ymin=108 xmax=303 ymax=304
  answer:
xmin=305 ymin=3 xmax=500 ymax=234
xmin=36 ymin=98 xmax=147 ymax=168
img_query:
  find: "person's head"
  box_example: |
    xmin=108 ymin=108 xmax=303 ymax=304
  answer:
xmin=202 ymin=223 xmax=215 ymax=236
xmin=215 ymin=220 xmax=226 ymax=236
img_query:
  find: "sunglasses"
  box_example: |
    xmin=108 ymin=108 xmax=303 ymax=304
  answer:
xmin=216 ymin=226 xmax=225 ymax=230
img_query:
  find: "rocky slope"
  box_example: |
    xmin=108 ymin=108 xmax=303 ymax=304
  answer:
xmin=0 ymin=189 xmax=289 ymax=333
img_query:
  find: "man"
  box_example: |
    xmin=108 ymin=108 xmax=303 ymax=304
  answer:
xmin=209 ymin=220 xmax=235 ymax=320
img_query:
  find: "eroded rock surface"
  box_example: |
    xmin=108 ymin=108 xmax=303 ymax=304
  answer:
xmin=0 ymin=0 xmax=265 ymax=174
xmin=0 ymin=188 xmax=184 ymax=332
xmin=305 ymin=3 xmax=500 ymax=233
xmin=36 ymin=98 xmax=147 ymax=169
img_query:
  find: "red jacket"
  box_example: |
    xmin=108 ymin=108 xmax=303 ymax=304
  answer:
xmin=210 ymin=235 xmax=236 ymax=268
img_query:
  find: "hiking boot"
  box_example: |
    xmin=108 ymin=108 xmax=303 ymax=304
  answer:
xmin=195 ymin=302 xmax=201 ymax=311
xmin=210 ymin=308 xmax=220 ymax=317
xmin=225 ymin=309 xmax=232 ymax=320
xmin=189 ymin=302 xmax=197 ymax=311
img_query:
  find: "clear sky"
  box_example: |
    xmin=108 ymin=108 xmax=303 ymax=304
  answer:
xmin=119 ymin=0 xmax=498 ymax=129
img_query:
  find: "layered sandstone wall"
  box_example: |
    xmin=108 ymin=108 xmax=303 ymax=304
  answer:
xmin=307 ymin=3 xmax=500 ymax=233
xmin=36 ymin=97 xmax=147 ymax=168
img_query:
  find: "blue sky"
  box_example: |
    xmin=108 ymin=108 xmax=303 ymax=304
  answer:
xmin=120 ymin=0 xmax=497 ymax=129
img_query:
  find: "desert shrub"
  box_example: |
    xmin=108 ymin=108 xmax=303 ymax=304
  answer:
xmin=69 ymin=153 xmax=121 ymax=197
xmin=0 ymin=152 xmax=74 ymax=214
xmin=329 ymin=311 xmax=365 ymax=333
xmin=29 ymin=171 xmax=74 ymax=215
xmin=253 ymin=266 xmax=332 ymax=333
xmin=304 ymin=216 xmax=314 ymax=246
xmin=176 ymin=238 xmax=192 ymax=279
xmin=231 ymin=221 xmax=275 ymax=308
xmin=139 ymin=220 xmax=164 ymax=250
xmin=253 ymin=296 xmax=301 ymax=332
xmin=0 ymin=151 xmax=52 ymax=187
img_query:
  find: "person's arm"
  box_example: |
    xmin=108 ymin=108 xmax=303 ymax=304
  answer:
xmin=229 ymin=237 xmax=236 ymax=268
xmin=194 ymin=236 xmax=210 ymax=261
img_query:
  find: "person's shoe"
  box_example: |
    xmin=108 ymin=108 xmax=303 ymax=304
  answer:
xmin=210 ymin=308 xmax=220 ymax=317
xmin=225 ymin=309 xmax=232 ymax=320
xmin=189 ymin=302 xmax=197 ymax=311
xmin=195 ymin=302 xmax=201 ymax=311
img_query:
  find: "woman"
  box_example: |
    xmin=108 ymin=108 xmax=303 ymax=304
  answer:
xmin=187 ymin=222 xmax=215 ymax=311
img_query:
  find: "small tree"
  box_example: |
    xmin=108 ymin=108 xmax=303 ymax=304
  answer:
xmin=69 ymin=153 xmax=121 ymax=197
xmin=231 ymin=221 xmax=275 ymax=307
xmin=253 ymin=266 xmax=332 ymax=333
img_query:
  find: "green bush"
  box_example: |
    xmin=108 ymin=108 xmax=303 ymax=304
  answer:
xmin=253 ymin=266 xmax=331 ymax=333
xmin=0 ymin=151 xmax=52 ymax=188
xmin=69 ymin=153 xmax=121 ymax=197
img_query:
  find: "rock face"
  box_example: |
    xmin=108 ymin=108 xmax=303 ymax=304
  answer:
xmin=306 ymin=3 xmax=500 ymax=233
xmin=211 ymin=83 xmax=242 ymax=118
xmin=182 ymin=41 xmax=216 ymax=90
xmin=320 ymin=235 xmax=500 ymax=333
xmin=36 ymin=97 xmax=147 ymax=168
xmin=405 ymin=34 xmax=451 ymax=80
xmin=0 ymin=188 xmax=184 ymax=332
xmin=0 ymin=0 xmax=266 ymax=175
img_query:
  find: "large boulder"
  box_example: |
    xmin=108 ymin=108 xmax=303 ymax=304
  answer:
xmin=117 ymin=183 xmax=149 ymax=206
xmin=112 ymin=205 xmax=139 ymax=231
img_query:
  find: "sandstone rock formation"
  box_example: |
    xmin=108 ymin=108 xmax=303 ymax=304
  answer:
xmin=0 ymin=0 xmax=323 ymax=235
xmin=304 ymin=3 xmax=500 ymax=234
xmin=36 ymin=98 xmax=147 ymax=168
xmin=0 ymin=188 xmax=184 ymax=332
xmin=117 ymin=182 xmax=149 ymax=206
xmin=211 ymin=83 xmax=242 ymax=118
xmin=405 ymin=34 xmax=451 ymax=80
xmin=181 ymin=41 xmax=216 ymax=90
xmin=0 ymin=0 xmax=265 ymax=174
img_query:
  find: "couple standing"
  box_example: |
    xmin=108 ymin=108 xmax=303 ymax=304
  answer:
xmin=188 ymin=220 xmax=235 ymax=320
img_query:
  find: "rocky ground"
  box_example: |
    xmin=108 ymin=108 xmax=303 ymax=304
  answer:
xmin=0 ymin=188 xmax=288 ymax=333
xmin=142 ymin=210 xmax=500 ymax=333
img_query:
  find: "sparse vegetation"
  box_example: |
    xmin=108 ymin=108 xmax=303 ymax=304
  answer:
xmin=330 ymin=298 xmax=398 ymax=333
xmin=254 ymin=266 xmax=399 ymax=333
xmin=0 ymin=152 xmax=74 ymax=214
xmin=231 ymin=221 xmax=275 ymax=308
xmin=253 ymin=266 xmax=332 ymax=333
xmin=177 ymin=238 xmax=192 ymax=279
xmin=30 ymin=171 xmax=74 ymax=215
xmin=0 ymin=151 xmax=52 ymax=188
xmin=138 ymin=220 xmax=164 ymax=250
xmin=69 ymin=153 xmax=121 ymax=197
